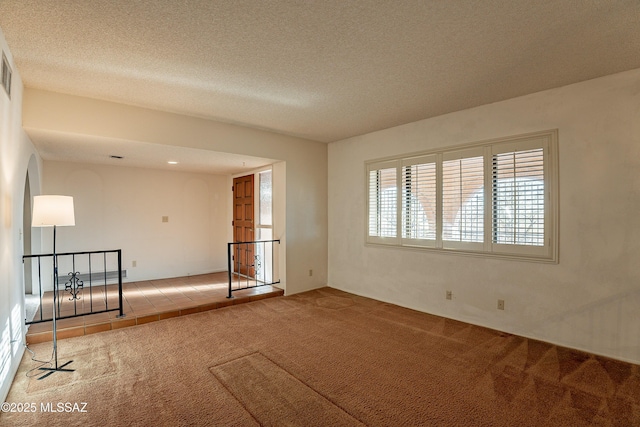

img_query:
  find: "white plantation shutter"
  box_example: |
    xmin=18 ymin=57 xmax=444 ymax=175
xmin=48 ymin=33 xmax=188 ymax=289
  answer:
xmin=365 ymin=130 xmax=557 ymax=262
xmin=492 ymin=148 xmax=544 ymax=245
xmin=491 ymin=139 xmax=551 ymax=258
xmin=442 ymin=149 xmax=484 ymax=250
xmin=367 ymin=161 xmax=399 ymax=244
xmin=401 ymin=156 xmax=436 ymax=246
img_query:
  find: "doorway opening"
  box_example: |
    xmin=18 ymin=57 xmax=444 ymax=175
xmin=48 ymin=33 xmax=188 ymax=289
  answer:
xmin=229 ymin=163 xmax=284 ymax=296
xmin=231 ymin=168 xmax=276 ymax=283
xmin=22 ymin=171 xmax=39 ymax=323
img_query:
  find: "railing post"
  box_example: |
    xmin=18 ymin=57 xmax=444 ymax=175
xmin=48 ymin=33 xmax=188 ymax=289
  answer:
xmin=38 ymin=256 xmax=44 ymax=322
xmin=104 ymin=252 xmax=108 ymax=311
xmin=271 ymin=240 xmax=275 ymax=285
xmin=117 ymin=250 xmax=124 ymax=317
xmin=245 ymin=242 xmax=249 ymax=288
xmin=89 ymin=254 xmax=93 ymax=313
xmin=227 ymin=242 xmax=233 ymax=298
xmin=72 ymin=253 xmax=77 ymax=315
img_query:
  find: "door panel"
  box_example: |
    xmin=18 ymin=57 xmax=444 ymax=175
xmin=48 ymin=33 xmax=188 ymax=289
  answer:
xmin=233 ymin=174 xmax=255 ymax=277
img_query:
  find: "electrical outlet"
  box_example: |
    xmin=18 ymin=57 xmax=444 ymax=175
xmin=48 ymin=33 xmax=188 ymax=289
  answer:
xmin=497 ymin=299 xmax=505 ymax=310
xmin=132 ymin=260 xmax=137 ymax=268
xmin=309 ymin=269 xmax=313 ymax=277
xmin=446 ymin=290 xmax=452 ymax=300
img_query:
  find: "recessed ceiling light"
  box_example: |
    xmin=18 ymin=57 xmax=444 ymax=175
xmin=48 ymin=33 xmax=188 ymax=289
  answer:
xmin=110 ymin=155 xmax=124 ymax=159
xmin=167 ymin=161 xmax=178 ymax=165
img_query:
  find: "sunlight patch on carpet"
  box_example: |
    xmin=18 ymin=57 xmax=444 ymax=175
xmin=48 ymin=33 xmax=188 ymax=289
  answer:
xmin=209 ymin=352 xmax=364 ymax=426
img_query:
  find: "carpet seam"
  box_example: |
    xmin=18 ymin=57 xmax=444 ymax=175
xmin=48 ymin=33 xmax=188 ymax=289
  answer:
xmin=210 ymin=350 xmax=367 ymax=426
xmin=257 ymin=351 xmax=368 ymax=426
xmin=209 ymin=351 xmax=263 ymax=427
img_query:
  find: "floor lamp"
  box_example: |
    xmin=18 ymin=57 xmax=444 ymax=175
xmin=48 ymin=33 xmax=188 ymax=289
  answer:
xmin=31 ymin=195 xmax=76 ymax=380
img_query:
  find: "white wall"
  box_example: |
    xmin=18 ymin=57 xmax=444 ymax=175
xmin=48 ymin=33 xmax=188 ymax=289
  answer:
xmin=42 ymin=161 xmax=229 ymax=284
xmin=272 ymin=161 xmax=287 ymax=289
xmin=23 ymin=90 xmax=328 ymax=295
xmin=0 ymin=29 xmax=43 ymax=401
xmin=328 ymin=68 xmax=640 ymax=364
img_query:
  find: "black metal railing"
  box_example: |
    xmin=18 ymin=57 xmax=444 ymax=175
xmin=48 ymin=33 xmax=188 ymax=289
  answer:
xmin=22 ymin=249 xmax=124 ymax=324
xmin=227 ymin=240 xmax=281 ymax=298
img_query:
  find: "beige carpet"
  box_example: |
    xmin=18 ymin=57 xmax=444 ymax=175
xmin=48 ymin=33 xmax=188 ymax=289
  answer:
xmin=210 ymin=352 xmax=362 ymax=426
xmin=2 ymin=288 xmax=639 ymax=426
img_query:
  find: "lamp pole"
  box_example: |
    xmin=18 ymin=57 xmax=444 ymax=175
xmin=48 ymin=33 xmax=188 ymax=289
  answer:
xmin=32 ymin=195 xmax=76 ymax=380
xmin=38 ymin=224 xmax=74 ymax=379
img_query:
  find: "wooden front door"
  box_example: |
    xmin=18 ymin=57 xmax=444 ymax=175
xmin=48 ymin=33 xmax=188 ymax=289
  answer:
xmin=233 ymin=174 xmax=255 ymax=277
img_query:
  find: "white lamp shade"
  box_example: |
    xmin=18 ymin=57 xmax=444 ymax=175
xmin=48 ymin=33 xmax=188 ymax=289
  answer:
xmin=32 ymin=195 xmax=76 ymax=227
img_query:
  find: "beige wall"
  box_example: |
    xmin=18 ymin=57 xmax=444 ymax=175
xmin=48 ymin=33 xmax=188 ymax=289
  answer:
xmin=24 ymin=90 xmax=328 ymax=296
xmin=328 ymin=68 xmax=640 ymax=363
xmin=42 ymin=161 xmax=229 ymax=285
xmin=0 ymin=29 xmax=43 ymax=401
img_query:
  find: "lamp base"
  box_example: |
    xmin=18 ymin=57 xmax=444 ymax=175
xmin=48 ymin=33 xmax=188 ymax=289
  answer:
xmin=37 ymin=360 xmax=74 ymax=380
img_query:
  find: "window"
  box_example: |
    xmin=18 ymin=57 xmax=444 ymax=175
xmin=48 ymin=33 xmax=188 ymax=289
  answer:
xmin=256 ymin=168 xmax=274 ymax=282
xmin=1 ymin=53 xmax=11 ymax=98
xmin=401 ymin=156 xmax=436 ymax=246
xmin=442 ymin=150 xmax=484 ymax=248
xmin=492 ymin=148 xmax=545 ymax=246
xmin=259 ymin=169 xmax=272 ymax=227
xmin=366 ymin=130 xmax=558 ymax=262
xmin=368 ymin=162 xmax=398 ymax=242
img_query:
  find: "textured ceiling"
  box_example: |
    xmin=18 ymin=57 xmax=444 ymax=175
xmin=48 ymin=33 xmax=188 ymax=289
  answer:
xmin=27 ymin=129 xmax=277 ymax=175
xmin=1 ymin=0 xmax=640 ymax=147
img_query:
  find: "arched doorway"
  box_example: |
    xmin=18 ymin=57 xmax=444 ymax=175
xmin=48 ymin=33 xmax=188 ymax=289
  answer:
xmin=23 ymin=154 xmax=42 ymax=323
xmin=22 ymin=171 xmax=32 ymax=293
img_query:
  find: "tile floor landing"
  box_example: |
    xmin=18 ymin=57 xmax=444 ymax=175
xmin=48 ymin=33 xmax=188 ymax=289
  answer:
xmin=26 ymin=272 xmax=283 ymax=344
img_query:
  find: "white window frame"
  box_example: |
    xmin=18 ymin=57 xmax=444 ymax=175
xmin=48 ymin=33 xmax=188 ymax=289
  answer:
xmin=255 ymin=167 xmax=273 ymax=239
xmin=367 ymin=159 xmax=401 ymax=245
xmin=489 ymin=138 xmax=550 ymax=258
xmin=441 ymin=146 xmax=486 ymax=253
xmin=365 ymin=130 xmax=558 ymax=263
xmin=400 ymin=154 xmax=437 ymax=248
xmin=254 ymin=167 xmax=274 ymax=283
